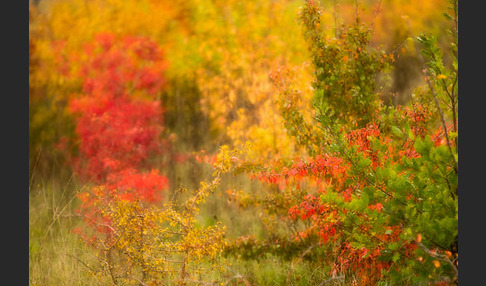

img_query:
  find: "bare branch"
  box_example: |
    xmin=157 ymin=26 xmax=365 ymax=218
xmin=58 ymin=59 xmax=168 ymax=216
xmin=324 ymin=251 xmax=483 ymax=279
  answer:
xmin=418 ymin=242 xmax=458 ymax=276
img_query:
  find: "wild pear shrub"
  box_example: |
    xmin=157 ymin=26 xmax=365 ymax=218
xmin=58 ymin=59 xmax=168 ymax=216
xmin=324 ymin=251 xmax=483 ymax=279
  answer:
xmin=74 ymin=145 xmax=248 ymax=285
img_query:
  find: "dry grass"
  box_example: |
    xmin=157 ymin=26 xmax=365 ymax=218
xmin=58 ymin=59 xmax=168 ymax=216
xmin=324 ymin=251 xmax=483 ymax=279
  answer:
xmin=28 ymin=159 xmax=333 ymax=285
xmin=28 ymin=173 xmax=109 ymax=285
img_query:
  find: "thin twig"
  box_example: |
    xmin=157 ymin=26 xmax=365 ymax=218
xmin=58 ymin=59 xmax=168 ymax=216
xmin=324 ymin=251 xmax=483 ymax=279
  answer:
xmin=29 ymin=146 xmax=42 ymax=191
xmin=67 ymin=253 xmax=97 ymax=274
xmin=418 ymin=242 xmax=458 ymax=276
xmin=287 ymin=243 xmax=319 ymax=283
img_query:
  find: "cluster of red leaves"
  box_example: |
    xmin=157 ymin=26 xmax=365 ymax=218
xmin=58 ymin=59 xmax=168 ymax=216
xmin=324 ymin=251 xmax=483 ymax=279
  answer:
xmin=432 ymin=122 xmax=456 ymax=148
xmin=250 ymin=121 xmax=430 ymax=285
xmin=106 ymin=168 xmax=168 ymax=203
xmin=254 ymin=155 xmax=349 ymax=190
xmin=399 ymin=103 xmax=431 ymax=138
xmin=79 ymin=33 xmax=167 ymax=98
xmin=391 ymin=103 xmax=435 ymax=159
xmin=68 ymin=32 xmax=168 ymax=183
xmin=69 ymin=96 xmax=163 ymax=180
xmin=289 ymin=194 xmax=340 ymax=244
xmin=75 ymin=186 xmax=115 ymax=236
xmin=332 ymin=242 xmax=390 ymax=285
xmin=346 ymin=122 xmax=381 ymax=168
xmin=66 ymin=33 xmax=170 ymax=240
xmin=332 ymin=225 xmax=418 ymax=285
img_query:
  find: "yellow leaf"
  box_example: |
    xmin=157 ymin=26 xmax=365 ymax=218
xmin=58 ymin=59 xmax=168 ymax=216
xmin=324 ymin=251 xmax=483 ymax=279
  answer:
xmin=437 ymin=74 xmax=447 ymax=79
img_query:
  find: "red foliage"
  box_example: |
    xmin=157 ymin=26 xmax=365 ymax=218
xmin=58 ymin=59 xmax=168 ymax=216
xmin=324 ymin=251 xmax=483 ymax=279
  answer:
xmin=255 ymin=154 xmax=349 ymax=190
xmin=332 ymin=242 xmax=390 ymax=285
xmin=75 ymin=186 xmax=115 ymax=235
xmin=69 ymin=95 xmax=163 ymax=180
xmin=250 ymin=120 xmax=432 ymax=285
xmin=68 ymin=33 xmax=168 ymax=183
xmin=400 ymin=103 xmax=431 ymax=138
xmin=107 ymin=168 xmax=168 ymax=203
xmin=67 ymin=33 xmax=171 ymax=245
xmin=346 ymin=122 xmax=381 ymax=168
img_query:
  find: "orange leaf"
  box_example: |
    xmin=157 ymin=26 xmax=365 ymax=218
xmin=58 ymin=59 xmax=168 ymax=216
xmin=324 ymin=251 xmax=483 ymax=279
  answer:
xmin=416 ymin=234 xmax=422 ymax=243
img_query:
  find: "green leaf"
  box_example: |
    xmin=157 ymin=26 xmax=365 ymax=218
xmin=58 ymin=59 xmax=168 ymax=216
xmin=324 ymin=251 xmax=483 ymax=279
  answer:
xmin=358 ymin=157 xmax=372 ymax=168
xmin=391 ymin=126 xmax=403 ymax=138
xmin=392 ymin=252 xmax=401 ymax=263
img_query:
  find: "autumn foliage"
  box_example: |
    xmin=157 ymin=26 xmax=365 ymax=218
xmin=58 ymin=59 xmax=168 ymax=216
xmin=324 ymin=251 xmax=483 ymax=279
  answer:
xmin=67 ymin=33 xmax=167 ymax=181
xmin=29 ymin=0 xmax=458 ymax=285
xmin=228 ymin=0 xmax=458 ymax=285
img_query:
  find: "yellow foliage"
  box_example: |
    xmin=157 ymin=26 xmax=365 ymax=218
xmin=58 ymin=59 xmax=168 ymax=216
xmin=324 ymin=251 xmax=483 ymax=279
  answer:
xmin=30 ymin=0 xmax=197 ymax=108
xmin=326 ymin=0 xmax=449 ymax=50
xmin=78 ymin=145 xmax=247 ymax=284
xmin=31 ymin=0 xmax=315 ymax=165
xmin=191 ymin=0 xmax=315 ymax=160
